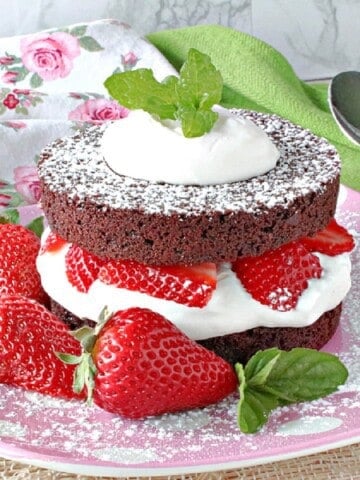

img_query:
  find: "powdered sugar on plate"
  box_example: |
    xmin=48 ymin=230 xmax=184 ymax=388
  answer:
xmin=0 ymin=189 xmax=358 ymax=477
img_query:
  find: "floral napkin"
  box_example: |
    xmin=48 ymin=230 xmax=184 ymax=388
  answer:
xmin=0 ymin=19 xmax=176 ymax=213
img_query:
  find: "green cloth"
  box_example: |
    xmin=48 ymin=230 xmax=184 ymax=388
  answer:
xmin=147 ymin=25 xmax=360 ymax=191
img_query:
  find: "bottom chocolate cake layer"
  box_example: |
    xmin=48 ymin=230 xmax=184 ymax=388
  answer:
xmin=51 ymin=299 xmax=342 ymax=365
xmin=199 ymin=303 xmax=342 ymax=364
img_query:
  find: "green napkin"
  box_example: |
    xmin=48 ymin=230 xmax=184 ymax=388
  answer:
xmin=148 ymin=25 xmax=360 ymax=191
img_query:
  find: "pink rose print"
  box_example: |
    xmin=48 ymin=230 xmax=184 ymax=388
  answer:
xmin=0 ymin=193 xmax=11 ymax=207
xmin=69 ymin=92 xmax=83 ymax=99
xmin=68 ymin=98 xmax=128 ymax=124
xmin=20 ymin=32 xmax=80 ymax=81
xmin=2 ymin=71 xmax=18 ymax=83
xmin=4 ymin=120 xmax=27 ymax=130
xmin=14 ymin=166 xmax=41 ymax=204
xmin=3 ymin=93 xmax=19 ymax=109
xmin=122 ymin=51 xmax=138 ymax=68
xmin=13 ymin=88 xmax=31 ymax=95
xmin=0 ymin=56 xmax=14 ymax=66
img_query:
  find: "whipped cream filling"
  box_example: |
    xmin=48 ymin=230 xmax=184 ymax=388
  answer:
xmin=101 ymin=107 xmax=280 ymax=185
xmin=36 ymin=231 xmax=351 ymax=341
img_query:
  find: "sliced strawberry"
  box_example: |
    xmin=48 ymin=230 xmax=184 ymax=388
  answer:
xmin=98 ymin=260 xmax=217 ymax=307
xmin=65 ymin=245 xmax=108 ymax=293
xmin=0 ymin=223 xmax=48 ymax=305
xmin=232 ymin=241 xmax=322 ymax=312
xmin=40 ymin=230 xmax=67 ymax=254
xmin=301 ymin=218 xmax=355 ymax=256
xmin=91 ymin=307 xmax=237 ymax=418
xmin=0 ymin=294 xmax=85 ymax=400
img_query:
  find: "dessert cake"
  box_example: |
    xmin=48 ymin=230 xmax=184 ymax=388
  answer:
xmin=36 ymin=108 xmax=353 ymax=364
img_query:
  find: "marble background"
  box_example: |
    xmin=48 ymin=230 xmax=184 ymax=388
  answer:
xmin=0 ymin=0 xmax=359 ymax=80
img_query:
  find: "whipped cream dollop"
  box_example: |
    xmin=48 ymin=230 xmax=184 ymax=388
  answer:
xmin=37 ymin=230 xmax=351 ymax=341
xmin=101 ymin=107 xmax=280 ymax=185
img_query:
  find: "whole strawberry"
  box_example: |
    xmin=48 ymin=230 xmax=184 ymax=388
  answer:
xmin=72 ymin=307 xmax=238 ymax=418
xmin=0 ymin=223 xmax=48 ymax=305
xmin=0 ymin=294 xmax=85 ymax=400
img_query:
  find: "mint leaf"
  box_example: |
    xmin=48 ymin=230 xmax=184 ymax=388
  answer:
xmin=104 ymin=48 xmax=223 ymax=137
xmin=104 ymin=69 xmax=178 ymax=120
xmin=235 ymin=347 xmax=348 ymax=434
xmin=236 ymin=362 xmax=279 ymax=434
xmin=245 ymin=348 xmax=281 ymax=387
xmin=177 ymin=105 xmax=218 ymax=138
xmin=239 ymin=388 xmax=279 ymax=434
xmin=176 ymin=48 xmax=222 ymax=110
xmin=261 ymin=348 xmax=349 ymax=403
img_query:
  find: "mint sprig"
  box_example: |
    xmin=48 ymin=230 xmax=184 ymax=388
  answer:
xmin=104 ymin=48 xmax=223 ymax=138
xmin=105 ymin=69 xmax=178 ymax=120
xmin=236 ymin=348 xmax=348 ymax=434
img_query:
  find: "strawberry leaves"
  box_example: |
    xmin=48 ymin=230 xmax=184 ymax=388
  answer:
xmin=104 ymin=48 xmax=223 ymax=138
xmin=236 ymin=348 xmax=348 ymax=433
xmin=58 ymin=307 xmax=112 ymax=404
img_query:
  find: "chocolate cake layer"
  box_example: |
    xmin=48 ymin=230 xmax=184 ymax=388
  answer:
xmin=199 ymin=303 xmax=342 ymax=364
xmin=38 ymin=110 xmax=340 ymax=265
xmin=51 ymin=299 xmax=341 ymax=365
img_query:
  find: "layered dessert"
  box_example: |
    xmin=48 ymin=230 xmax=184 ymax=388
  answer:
xmin=36 ymin=104 xmax=353 ymax=363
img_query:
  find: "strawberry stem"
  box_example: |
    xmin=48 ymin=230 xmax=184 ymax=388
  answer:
xmin=73 ymin=352 xmax=96 ymax=404
xmin=59 ymin=306 xmax=114 ymax=403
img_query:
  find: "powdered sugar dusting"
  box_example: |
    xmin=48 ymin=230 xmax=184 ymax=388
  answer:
xmin=38 ymin=110 xmax=340 ymax=215
xmin=0 ymin=190 xmax=358 ymax=476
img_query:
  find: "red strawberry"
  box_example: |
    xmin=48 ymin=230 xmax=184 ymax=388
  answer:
xmin=40 ymin=230 xmax=67 ymax=254
xmin=0 ymin=294 xmax=85 ymax=400
xmin=232 ymin=241 xmax=322 ymax=312
xmin=65 ymin=245 xmax=108 ymax=293
xmin=85 ymin=307 xmax=237 ymax=418
xmin=99 ymin=260 xmax=217 ymax=307
xmin=301 ymin=218 xmax=355 ymax=256
xmin=0 ymin=223 xmax=48 ymax=304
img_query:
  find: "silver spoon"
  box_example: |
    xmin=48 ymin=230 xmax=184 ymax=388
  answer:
xmin=328 ymin=71 xmax=360 ymax=145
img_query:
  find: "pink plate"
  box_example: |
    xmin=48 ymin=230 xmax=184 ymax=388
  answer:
xmin=0 ymin=186 xmax=359 ymax=477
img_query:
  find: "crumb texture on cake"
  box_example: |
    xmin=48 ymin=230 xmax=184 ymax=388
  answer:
xmin=199 ymin=303 xmax=342 ymax=364
xmin=38 ymin=110 xmax=340 ymax=264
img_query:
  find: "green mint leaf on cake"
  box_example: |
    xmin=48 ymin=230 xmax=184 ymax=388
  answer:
xmin=104 ymin=48 xmax=223 ymax=138
xmin=176 ymin=48 xmax=222 ymax=109
xmin=104 ymin=69 xmax=178 ymax=120
xmin=236 ymin=348 xmax=348 ymax=434
xmin=177 ymin=104 xmax=219 ymax=138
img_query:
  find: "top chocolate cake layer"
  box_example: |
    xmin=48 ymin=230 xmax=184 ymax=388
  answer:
xmin=38 ymin=110 xmax=340 ymax=265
